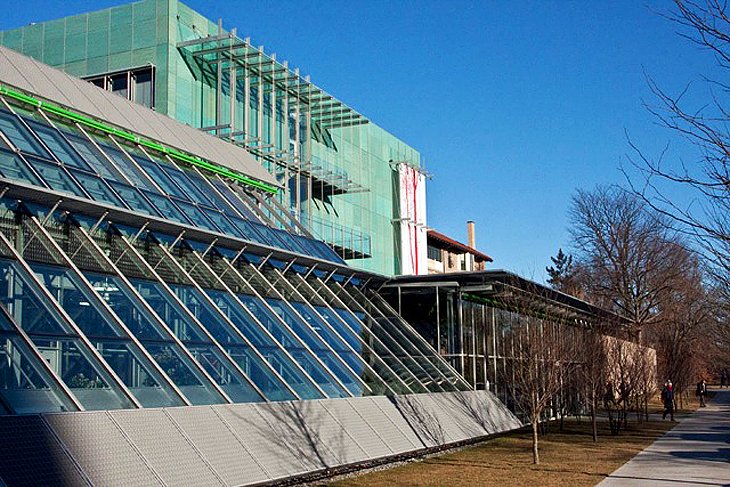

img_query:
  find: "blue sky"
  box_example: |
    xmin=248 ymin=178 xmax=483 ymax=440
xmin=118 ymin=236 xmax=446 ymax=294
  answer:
xmin=0 ymin=1 xmax=712 ymax=281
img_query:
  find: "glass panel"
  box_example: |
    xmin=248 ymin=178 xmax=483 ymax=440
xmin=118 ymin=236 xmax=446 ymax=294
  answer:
xmin=0 ymin=147 xmax=43 ymax=186
xmin=82 ymin=271 xmax=226 ymax=406
xmin=97 ymin=144 xmax=150 ymax=188
xmin=133 ymin=69 xmax=153 ymax=108
xmin=31 ymin=262 xmax=184 ymax=407
xmin=239 ymin=294 xmax=348 ymax=398
xmin=174 ymin=200 xmax=221 ymax=232
xmin=62 ymin=131 xmax=124 ymax=180
xmin=134 ymin=157 xmax=188 ymax=199
xmin=202 ymin=209 xmax=243 ymax=238
xmin=0 ymin=110 xmax=51 ymax=157
xmin=142 ymin=191 xmax=190 ymax=224
xmin=0 ymin=328 xmax=77 ymax=414
xmin=132 ymin=278 xmax=263 ymax=402
xmin=266 ymin=297 xmax=362 ymax=396
xmin=0 ymin=259 xmax=134 ymax=409
xmin=162 ymin=166 xmax=215 ymax=207
xmin=107 ymin=182 xmax=159 ymax=216
xmin=24 ymin=119 xmax=92 ymax=171
xmin=67 ymin=170 xmax=124 ymax=207
xmin=330 ymin=304 xmax=429 ymax=393
xmin=211 ymin=179 xmax=260 ymax=221
xmin=24 ymin=156 xmax=86 ymax=197
xmin=184 ymin=171 xmax=230 ymax=210
xmin=207 ymin=289 xmax=322 ymax=400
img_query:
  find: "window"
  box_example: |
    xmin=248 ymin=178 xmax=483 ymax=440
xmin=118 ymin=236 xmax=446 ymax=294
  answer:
xmin=427 ymin=245 xmax=442 ymax=262
xmin=84 ymin=66 xmax=156 ymax=109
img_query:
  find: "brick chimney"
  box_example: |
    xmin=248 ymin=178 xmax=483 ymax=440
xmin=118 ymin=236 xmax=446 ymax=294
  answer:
xmin=467 ymin=220 xmax=475 ymax=249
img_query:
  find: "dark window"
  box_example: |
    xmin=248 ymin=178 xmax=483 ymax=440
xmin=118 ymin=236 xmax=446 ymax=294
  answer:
xmin=427 ymin=245 xmax=442 ymax=262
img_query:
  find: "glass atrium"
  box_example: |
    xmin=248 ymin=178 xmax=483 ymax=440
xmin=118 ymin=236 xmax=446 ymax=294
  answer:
xmin=0 ymin=77 xmax=469 ymax=415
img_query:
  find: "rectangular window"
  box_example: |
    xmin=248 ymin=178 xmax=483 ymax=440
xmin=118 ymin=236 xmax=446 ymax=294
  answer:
xmin=84 ymin=66 xmax=155 ymax=109
xmin=427 ymin=245 xmax=442 ymax=262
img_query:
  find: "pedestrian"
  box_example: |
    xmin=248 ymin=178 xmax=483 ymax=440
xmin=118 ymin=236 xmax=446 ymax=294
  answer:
xmin=661 ymin=380 xmax=675 ymax=421
xmin=696 ymin=379 xmax=707 ymax=407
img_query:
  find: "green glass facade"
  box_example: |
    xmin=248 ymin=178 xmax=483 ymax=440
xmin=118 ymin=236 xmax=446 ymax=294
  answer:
xmin=0 ymin=0 xmax=421 ymax=276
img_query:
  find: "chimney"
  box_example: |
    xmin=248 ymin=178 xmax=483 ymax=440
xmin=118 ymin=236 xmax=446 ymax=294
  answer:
xmin=467 ymin=220 xmax=476 ymax=249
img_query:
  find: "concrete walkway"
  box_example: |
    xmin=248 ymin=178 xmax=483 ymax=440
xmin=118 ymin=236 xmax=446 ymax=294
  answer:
xmin=598 ymin=388 xmax=730 ymax=487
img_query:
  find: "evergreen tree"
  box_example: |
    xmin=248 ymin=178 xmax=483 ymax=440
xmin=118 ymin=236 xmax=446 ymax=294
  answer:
xmin=546 ymin=248 xmax=573 ymax=291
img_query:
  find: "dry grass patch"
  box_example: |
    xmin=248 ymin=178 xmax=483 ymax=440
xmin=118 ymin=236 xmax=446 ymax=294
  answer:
xmin=325 ymin=419 xmax=675 ymax=487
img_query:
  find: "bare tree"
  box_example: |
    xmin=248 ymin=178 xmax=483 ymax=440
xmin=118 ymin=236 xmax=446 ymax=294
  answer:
xmin=626 ymin=0 xmax=729 ymax=308
xmin=575 ymin=328 xmax=607 ymax=442
xmin=511 ymin=311 xmax=576 ymax=464
xmin=569 ymin=186 xmax=689 ymax=343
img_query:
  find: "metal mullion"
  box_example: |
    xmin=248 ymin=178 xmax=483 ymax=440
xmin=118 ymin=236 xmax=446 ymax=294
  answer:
xmin=348 ymin=285 xmax=464 ymax=390
xmin=364 ymin=288 xmax=472 ymax=390
xmin=280 ymin=270 xmax=400 ymax=396
xmin=184 ymin=249 xmax=327 ymax=398
xmin=329 ymin=281 xmax=446 ymax=392
xmin=0 ymin=227 xmax=142 ymax=408
xmin=120 ymin=236 xmax=268 ymax=402
xmin=154 ymin=242 xmax=299 ymax=401
xmin=310 ymin=277 xmax=427 ymax=391
xmin=291 ymin=273 xmax=413 ymax=394
xmin=6 ymin=106 xmax=63 ymax=164
xmin=24 ymin=217 xmax=192 ymax=406
xmin=247 ymin=263 xmax=367 ymax=395
xmin=72 ymin=225 xmax=233 ymax=404
xmin=107 ymin=136 xmax=164 ymax=194
xmin=0 ymin=295 xmax=84 ymax=412
xmin=249 ymin=190 xmax=298 ymax=234
xmin=73 ymin=124 xmax=135 ymax=186
xmin=221 ymin=259 xmax=351 ymax=398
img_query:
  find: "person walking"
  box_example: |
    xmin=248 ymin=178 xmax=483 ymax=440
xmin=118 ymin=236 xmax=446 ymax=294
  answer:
xmin=661 ymin=380 xmax=675 ymax=421
xmin=696 ymin=379 xmax=707 ymax=407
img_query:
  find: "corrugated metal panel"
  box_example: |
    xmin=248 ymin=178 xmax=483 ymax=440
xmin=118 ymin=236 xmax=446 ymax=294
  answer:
xmin=109 ymin=408 xmax=225 ymax=487
xmin=360 ymin=396 xmax=426 ymax=452
xmin=0 ymin=415 xmax=90 ymax=487
xmin=254 ymin=400 xmax=338 ymax=470
xmin=428 ymin=392 xmax=488 ymax=440
xmin=215 ymin=403 xmax=310 ymax=481
xmin=321 ymin=398 xmax=392 ymax=459
xmin=0 ymin=46 xmax=277 ymax=187
xmin=44 ymin=411 xmax=162 ymax=487
xmin=167 ymin=406 xmax=270 ymax=486
xmin=293 ymin=399 xmax=369 ymax=466
xmin=393 ymin=394 xmax=453 ymax=446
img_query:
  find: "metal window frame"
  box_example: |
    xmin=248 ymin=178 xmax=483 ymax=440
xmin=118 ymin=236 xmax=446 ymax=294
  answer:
xmin=286 ymin=271 xmax=414 ymax=395
xmin=0 ymin=227 xmax=141 ymax=408
xmin=271 ymin=267 xmax=399 ymax=396
xmin=181 ymin=251 xmax=332 ymax=398
xmin=21 ymin=216 xmax=192 ymax=406
xmin=220 ymin=257 xmax=354 ymax=398
xmin=327 ymin=280 xmax=447 ymax=392
xmin=115 ymin=232 xmax=268 ymax=402
xmin=245 ymin=262 xmax=373 ymax=395
xmin=71 ymin=223 xmax=233 ymax=404
xmin=305 ymin=275 xmax=432 ymax=393
xmin=178 ymin=246 xmax=329 ymax=399
xmin=344 ymin=283 xmax=464 ymax=391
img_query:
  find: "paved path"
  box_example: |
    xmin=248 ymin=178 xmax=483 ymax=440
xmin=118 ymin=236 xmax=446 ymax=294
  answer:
xmin=598 ymin=388 xmax=730 ymax=487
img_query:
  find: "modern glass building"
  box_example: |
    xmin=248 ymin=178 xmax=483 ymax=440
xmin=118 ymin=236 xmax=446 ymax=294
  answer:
xmin=0 ymin=43 xmax=526 ymax=487
xmin=0 ymin=0 xmax=425 ymax=276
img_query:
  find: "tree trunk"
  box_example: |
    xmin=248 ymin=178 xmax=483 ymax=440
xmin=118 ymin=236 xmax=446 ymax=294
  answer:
xmin=532 ymin=420 xmax=540 ymax=464
xmin=591 ymin=397 xmax=598 ymax=442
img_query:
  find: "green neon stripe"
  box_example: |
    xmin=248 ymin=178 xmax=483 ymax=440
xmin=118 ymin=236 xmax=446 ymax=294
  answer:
xmin=0 ymin=84 xmax=279 ymax=194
